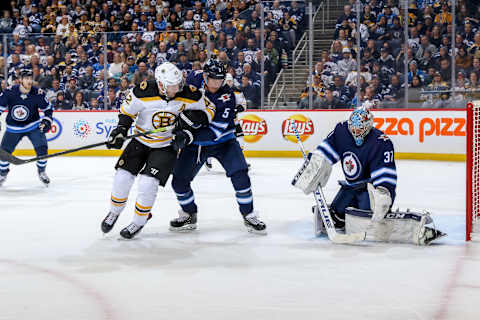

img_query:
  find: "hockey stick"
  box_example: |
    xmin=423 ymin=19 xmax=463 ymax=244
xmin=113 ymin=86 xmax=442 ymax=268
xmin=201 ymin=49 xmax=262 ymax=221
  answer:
xmin=0 ymin=126 xmax=174 ymax=165
xmin=291 ymin=121 xmax=366 ymax=244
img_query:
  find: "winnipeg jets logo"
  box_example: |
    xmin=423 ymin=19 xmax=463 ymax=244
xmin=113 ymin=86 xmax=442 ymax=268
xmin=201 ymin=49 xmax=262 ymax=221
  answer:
xmin=218 ymin=94 xmax=231 ymax=102
xmin=342 ymin=151 xmax=362 ymax=180
xmin=378 ymin=134 xmax=390 ymax=141
xmin=20 ymin=94 xmax=27 ymax=100
xmin=11 ymin=105 xmax=29 ymax=121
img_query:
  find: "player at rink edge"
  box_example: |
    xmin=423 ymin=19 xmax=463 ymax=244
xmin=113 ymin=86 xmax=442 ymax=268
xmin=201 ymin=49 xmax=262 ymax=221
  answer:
xmin=292 ymin=106 xmax=446 ymax=245
xmin=100 ymin=62 xmax=214 ymax=239
xmin=169 ymin=58 xmax=267 ymax=234
xmin=0 ymin=69 xmax=53 ymax=187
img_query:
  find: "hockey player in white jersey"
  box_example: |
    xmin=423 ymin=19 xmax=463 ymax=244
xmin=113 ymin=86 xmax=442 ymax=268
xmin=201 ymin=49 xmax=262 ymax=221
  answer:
xmin=101 ymin=62 xmax=214 ymax=239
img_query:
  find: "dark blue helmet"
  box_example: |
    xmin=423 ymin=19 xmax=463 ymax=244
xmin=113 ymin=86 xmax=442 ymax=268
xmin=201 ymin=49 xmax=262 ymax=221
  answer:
xmin=20 ymin=69 xmax=33 ymax=78
xmin=203 ymin=58 xmax=226 ymax=80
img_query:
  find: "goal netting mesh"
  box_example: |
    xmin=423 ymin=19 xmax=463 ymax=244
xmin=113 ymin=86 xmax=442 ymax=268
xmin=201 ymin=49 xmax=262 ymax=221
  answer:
xmin=467 ymin=101 xmax=480 ymax=241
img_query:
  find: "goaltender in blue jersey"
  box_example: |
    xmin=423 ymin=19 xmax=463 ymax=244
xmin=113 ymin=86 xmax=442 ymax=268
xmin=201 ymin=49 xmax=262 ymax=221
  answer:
xmin=292 ymin=108 xmax=445 ymax=245
xmin=0 ymin=69 xmax=53 ymax=186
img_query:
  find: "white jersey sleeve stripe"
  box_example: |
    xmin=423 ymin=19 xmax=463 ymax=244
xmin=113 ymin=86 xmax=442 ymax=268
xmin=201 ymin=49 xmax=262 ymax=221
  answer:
xmin=373 ymin=177 xmax=397 ymax=187
xmin=371 ymin=167 xmax=397 ymax=179
xmin=319 ymin=141 xmax=340 ymax=161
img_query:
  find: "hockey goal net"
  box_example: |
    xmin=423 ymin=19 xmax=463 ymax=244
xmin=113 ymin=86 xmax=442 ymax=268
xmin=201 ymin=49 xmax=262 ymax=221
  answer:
xmin=467 ymin=101 xmax=480 ymax=241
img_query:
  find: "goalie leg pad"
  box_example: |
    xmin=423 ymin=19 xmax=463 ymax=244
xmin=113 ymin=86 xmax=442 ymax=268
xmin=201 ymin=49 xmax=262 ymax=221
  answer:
xmin=292 ymin=150 xmax=332 ymax=194
xmin=344 ymin=207 xmax=446 ymax=245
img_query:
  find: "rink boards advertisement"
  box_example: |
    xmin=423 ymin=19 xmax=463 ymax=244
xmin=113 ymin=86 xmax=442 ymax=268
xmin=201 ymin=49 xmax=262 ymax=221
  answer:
xmin=0 ymin=109 xmax=467 ymax=161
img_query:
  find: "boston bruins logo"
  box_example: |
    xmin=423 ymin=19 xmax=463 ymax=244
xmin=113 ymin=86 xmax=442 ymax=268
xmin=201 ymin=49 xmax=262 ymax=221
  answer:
xmin=152 ymin=111 xmax=176 ymax=129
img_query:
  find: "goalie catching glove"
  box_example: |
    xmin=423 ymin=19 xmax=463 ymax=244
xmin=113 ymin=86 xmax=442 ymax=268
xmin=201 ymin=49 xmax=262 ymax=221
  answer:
xmin=367 ymin=183 xmax=392 ymax=222
xmin=292 ymin=150 xmax=332 ymax=194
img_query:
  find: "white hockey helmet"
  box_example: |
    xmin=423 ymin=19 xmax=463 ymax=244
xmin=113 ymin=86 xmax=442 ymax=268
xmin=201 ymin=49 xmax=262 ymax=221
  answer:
xmin=155 ymin=62 xmax=184 ymax=96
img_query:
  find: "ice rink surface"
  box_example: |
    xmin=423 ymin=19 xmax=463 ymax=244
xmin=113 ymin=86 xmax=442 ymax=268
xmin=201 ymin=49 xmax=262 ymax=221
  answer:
xmin=0 ymin=157 xmax=478 ymax=320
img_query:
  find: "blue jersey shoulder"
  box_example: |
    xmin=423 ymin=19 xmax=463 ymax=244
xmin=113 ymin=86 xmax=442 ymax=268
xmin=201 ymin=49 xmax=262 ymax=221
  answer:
xmin=186 ymin=70 xmax=204 ymax=89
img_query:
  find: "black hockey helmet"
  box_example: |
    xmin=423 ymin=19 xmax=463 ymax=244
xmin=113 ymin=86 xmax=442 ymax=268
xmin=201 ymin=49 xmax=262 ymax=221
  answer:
xmin=20 ymin=69 xmax=33 ymax=78
xmin=203 ymin=58 xmax=226 ymax=80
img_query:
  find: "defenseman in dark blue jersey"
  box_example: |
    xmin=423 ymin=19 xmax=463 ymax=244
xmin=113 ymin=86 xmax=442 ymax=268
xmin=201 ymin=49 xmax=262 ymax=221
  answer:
xmin=0 ymin=70 xmax=53 ymax=186
xmin=169 ymin=59 xmax=267 ymax=234
xmin=293 ymin=108 xmax=445 ymax=245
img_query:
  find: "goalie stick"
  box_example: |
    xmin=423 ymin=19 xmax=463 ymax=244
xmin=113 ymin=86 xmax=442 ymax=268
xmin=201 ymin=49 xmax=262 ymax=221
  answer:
xmin=291 ymin=120 xmax=366 ymax=244
xmin=0 ymin=126 xmax=175 ymax=165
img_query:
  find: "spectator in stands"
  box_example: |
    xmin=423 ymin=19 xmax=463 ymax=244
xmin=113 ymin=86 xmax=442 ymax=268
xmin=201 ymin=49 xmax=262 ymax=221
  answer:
xmin=319 ymin=88 xmax=342 ymax=109
xmin=72 ymin=91 xmax=89 ymax=110
xmin=337 ymin=48 xmax=357 ymax=77
xmin=65 ymin=78 xmax=79 ymax=103
xmin=89 ymin=97 xmax=100 ymax=110
xmin=0 ymin=10 xmax=13 ymax=33
xmin=416 ymin=35 xmax=437 ymax=60
xmin=408 ymin=60 xmax=425 ymax=83
xmin=54 ymin=91 xmax=73 ymax=110
xmin=439 ymin=58 xmax=452 ymax=82
xmin=109 ymin=53 xmax=124 ymax=77
xmin=79 ymin=66 xmax=96 ymax=91
xmin=132 ymin=61 xmax=154 ymax=85
xmin=241 ymin=75 xmax=259 ymax=108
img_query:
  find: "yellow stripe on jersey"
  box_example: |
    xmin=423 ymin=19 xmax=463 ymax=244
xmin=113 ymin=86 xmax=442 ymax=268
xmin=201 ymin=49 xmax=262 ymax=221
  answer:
xmin=139 ymin=96 xmax=163 ymax=101
xmin=136 ymin=203 xmax=152 ymax=210
xmin=111 ymin=195 xmax=128 ymax=202
xmin=136 ymin=134 xmax=173 ymax=144
xmin=111 ymin=201 xmax=126 ymax=207
xmin=174 ymin=97 xmax=197 ymax=104
xmin=120 ymin=105 xmax=137 ymax=119
xmin=135 ymin=209 xmax=151 ymax=216
xmin=205 ymin=107 xmax=215 ymax=120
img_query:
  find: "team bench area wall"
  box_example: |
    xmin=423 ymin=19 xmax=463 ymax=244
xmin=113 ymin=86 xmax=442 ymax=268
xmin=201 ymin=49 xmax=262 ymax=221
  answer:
xmin=1 ymin=109 xmax=467 ymax=161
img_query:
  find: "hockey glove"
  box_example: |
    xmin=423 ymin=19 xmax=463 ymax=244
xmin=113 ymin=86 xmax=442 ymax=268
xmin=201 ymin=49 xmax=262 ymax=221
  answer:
xmin=39 ymin=117 xmax=52 ymax=133
xmin=234 ymin=123 xmax=244 ymax=137
xmin=235 ymin=104 xmax=246 ymax=114
xmin=177 ymin=110 xmax=209 ymax=130
xmin=172 ymin=129 xmax=193 ymax=151
xmin=107 ymin=125 xmax=128 ymax=149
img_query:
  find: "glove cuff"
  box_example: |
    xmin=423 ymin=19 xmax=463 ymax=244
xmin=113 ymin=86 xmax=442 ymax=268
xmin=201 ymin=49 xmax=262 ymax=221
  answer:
xmin=183 ymin=129 xmax=194 ymax=145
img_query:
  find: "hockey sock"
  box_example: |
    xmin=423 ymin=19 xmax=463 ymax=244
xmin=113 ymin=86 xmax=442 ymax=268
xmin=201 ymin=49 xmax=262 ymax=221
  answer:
xmin=172 ymin=177 xmax=197 ymax=214
xmin=34 ymin=145 xmax=48 ymax=172
xmin=110 ymin=168 xmax=135 ymax=215
xmin=231 ymin=170 xmax=253 ymax=215
xmin=0 ymin=160 xmax=9 ymax=174
xmin=132 ymin=174 xmax=158 ymax=226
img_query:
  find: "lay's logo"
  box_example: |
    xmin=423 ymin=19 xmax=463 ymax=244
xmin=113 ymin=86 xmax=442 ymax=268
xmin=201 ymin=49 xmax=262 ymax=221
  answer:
xmin=239 ymin=114 xmax=268 ymax=143
xmin=282 ymin=114 xmax=314 ymax=143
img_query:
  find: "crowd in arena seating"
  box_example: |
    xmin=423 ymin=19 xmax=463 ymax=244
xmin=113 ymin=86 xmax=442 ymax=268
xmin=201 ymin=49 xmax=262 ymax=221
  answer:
xmin=0 ymin=0 xmax=307 ymax=110
xmin=298 ymin=0 xmax=480 ymax=109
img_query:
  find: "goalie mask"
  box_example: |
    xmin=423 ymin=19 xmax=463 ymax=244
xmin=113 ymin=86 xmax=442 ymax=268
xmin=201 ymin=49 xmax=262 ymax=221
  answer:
xmin=348 ymin=107 xmax=374 ymax=146
xmin=155 ymin=62 xmax=184 ymax=97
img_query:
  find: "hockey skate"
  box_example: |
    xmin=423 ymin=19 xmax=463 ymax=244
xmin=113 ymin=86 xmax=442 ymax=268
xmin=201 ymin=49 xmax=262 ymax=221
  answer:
xmin=102 ymin=212 xmax=152 ymax=234
xmin=243 ymin=211 xmax=267 ymax=235
xmin=38 ymin=169 xmax=50 ymax=186
xmin=169 ymin=210 xmax=197 ymax=232
xmin=119 ymin=222 xmax=145 ymax=239
xmin=101 ymin=212 xmax=120 ymax=233
xmin=0 ymin=170 xmax=8 ymax=187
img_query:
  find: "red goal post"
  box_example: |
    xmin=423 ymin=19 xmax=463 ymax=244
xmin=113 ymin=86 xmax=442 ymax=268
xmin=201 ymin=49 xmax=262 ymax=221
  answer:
xmin=467 ymin=101 xmax=480 ymax=241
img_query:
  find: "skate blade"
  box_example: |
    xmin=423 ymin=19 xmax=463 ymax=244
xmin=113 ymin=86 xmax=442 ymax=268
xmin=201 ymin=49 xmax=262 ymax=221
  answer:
xmin=169 ymin=224 xmax=197 ymax=232
xmin=246 ymin=226 xmax=267 ymax=235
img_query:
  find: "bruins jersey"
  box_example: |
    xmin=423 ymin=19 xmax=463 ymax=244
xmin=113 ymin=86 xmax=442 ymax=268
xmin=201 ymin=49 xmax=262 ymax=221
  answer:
xmin=120 ymin=80 xmax=215 ymax=148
